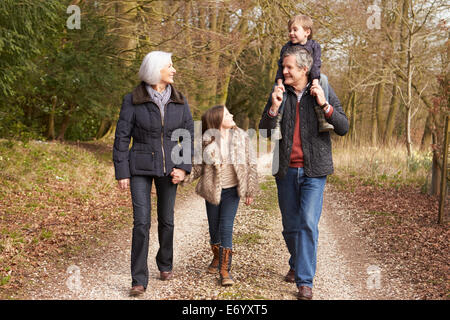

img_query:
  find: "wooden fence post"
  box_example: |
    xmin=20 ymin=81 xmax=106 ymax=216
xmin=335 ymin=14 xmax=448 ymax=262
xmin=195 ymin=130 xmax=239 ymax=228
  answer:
xmin=438 ymin=115 xmax=449 ymax=224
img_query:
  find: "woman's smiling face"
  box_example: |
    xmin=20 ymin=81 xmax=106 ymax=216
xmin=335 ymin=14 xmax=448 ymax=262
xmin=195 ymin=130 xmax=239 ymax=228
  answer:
xmin=160 ymin=60 xmax=176 ymax=84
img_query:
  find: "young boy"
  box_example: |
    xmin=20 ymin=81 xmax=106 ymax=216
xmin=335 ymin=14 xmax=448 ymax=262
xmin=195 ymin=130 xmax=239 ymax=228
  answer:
xmin=273 ymin=14 xmax=333 ymax=138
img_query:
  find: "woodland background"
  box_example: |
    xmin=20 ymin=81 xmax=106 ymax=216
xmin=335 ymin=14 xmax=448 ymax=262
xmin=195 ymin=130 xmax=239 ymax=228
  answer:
xmin=0 ymin=0 xmax=448 ymax=192
xmin=0 ymin=0 xmax=448 ymax=299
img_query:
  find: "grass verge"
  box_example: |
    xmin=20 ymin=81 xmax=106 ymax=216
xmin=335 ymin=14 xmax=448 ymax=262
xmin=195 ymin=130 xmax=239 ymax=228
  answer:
xmin=0 ymin=139 xmax=132 ymax=299
xmin=330 ymin=141 xmax=432 ymax=192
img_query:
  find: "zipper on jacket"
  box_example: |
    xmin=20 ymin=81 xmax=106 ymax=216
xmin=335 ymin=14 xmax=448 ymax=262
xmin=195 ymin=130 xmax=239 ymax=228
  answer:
xmin=160 ymin=115 xmax=166 ymax=175
xmin=148 ymin=96 xmax=169 ymax=175
xmin=161 ymin=131 xmax=166 ymax=174
xmin=160 ymin=99 xmax=173 ymax=175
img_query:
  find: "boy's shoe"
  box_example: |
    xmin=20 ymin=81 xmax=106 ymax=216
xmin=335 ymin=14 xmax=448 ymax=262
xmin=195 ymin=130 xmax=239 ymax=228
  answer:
xmin=314 ymin=105 xmax=334 ymax=133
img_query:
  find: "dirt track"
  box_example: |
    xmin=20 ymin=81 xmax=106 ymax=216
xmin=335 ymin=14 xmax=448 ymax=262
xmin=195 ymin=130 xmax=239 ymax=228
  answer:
xmin=26 ymin=169 xmax=416 ymax=300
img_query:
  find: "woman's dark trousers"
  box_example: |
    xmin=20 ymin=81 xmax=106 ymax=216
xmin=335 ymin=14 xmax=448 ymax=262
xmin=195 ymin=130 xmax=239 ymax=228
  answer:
xmin=130 ymin=175 xmax=177 ymax=289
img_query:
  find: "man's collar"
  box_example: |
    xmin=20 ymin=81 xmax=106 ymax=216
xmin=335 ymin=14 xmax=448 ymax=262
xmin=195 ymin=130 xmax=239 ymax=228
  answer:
xmin=285 ymin=82 xmax=311 ymax=96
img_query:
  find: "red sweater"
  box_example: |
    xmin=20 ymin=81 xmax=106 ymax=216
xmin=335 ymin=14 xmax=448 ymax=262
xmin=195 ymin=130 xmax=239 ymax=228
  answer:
xmin=289 ymin=101 xmax=304 ymax=167
xmin=289 ymin=102 xmax=334 ymax=167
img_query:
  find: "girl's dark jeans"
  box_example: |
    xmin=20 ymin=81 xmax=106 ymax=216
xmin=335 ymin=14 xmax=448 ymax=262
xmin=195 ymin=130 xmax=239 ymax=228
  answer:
xmin=205 ymin=187 xmax=240 ymax=249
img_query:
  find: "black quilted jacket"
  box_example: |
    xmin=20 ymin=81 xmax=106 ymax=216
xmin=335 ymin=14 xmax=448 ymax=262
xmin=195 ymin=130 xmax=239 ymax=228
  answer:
xmin=258 ymin=84 xmax=348 ymax=179
xmin=113 ymin=82 xmax=194 ymax=180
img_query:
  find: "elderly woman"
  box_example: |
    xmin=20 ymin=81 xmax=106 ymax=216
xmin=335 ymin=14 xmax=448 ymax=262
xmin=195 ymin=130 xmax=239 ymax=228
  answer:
xmin=113 ymin=51 xmax=194 ymax=297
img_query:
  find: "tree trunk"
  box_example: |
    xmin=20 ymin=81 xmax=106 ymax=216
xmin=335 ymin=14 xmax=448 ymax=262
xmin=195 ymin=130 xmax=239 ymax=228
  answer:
xmin=268 ymin=45 xmax=280 ymax=86
xmin=376 ymin=80 xmax=386 ymax=141
xmin=421 ymin=113 xmax=433 ymax=150
xmin=371 ymin=86 xmax=378 ymax=146
xmin=182 ymin=0 xmax=196 ymax=107
xmin=240 ymin=115 xmax=249 ymax=131
xmin=216 ymin=64 xmax=232 ymax=105
xmin=47 ymin=96 xmax=57 ymax=140
xmin=405 ymin=106 xmax=412 ymax=156
xmin=384 ymin=84 xmax=400 ymax=144
xmin=348 ymin=91 xmax=357 ymax=143
xmin=430 ymin=37 xmax=449 ymax=195
xmin=217 ymin=14 xmax=250 ymax=105
xmin=114 ymin=1 xmax=137 ymax=65
xmin=208 ymin=4 xmax=220 ymax=107
xmin=96 ymin=119 xmax=110 ymax=140
xmin=100 ymin=123 xmax=116 ymax=141
xmin=57 ymin=104 xmax=74 ymax=141
xmin=431 ymin=156 xmax=442 ymax=195
xmin=430 ymin=131 xmax=442 ymax=195
xmin=405 ymin=30 xmax=413 ymax=157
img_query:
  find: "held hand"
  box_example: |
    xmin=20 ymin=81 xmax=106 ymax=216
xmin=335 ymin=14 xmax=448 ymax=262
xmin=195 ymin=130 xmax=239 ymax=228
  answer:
xmin=170 ymin=168 xmax=186 ymax=184
xmin=118 ymin=178 xmax=130 ymax=190
xmin=310 ymin=83 xmax=326 ymax=107
xmin=170 ymin=169 xmax=179 ymax=184
xmin=245 ymin=197 xmax=253 ymax=206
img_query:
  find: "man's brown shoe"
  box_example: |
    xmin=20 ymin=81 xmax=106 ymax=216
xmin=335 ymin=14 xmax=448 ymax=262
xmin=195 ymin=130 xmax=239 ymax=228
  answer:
xmin=284 ymin=269 xmax=295 ymax=283
xmin=129 ymin=285 xmax=145 ymax=297
xmin=297 ymin=286 xmax=313 ymax=300
xmin=160 ymin=271 xmax=174 ymax=281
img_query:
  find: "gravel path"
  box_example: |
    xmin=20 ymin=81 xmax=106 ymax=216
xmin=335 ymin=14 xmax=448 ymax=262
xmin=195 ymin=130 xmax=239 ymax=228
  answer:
xmin=26 ymin=173 xmax=414 ymax=300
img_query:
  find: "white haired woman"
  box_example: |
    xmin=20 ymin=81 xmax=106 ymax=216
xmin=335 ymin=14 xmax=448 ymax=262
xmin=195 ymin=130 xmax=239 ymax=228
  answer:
xmin=113 ymin=51 xmax=194 ymax=297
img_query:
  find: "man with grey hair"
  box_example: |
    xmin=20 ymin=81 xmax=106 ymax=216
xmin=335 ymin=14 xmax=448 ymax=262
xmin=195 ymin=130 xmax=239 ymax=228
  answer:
xmin=259 ymin=46 xmax=348 ymax=299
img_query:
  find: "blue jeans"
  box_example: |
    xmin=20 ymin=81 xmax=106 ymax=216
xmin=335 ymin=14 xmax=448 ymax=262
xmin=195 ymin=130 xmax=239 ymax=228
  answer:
xmin=205 ymin=187 xmax=240 ymax=249
xmin=130 ymin=175 xmax=178 ymax=289
xmin=275 ymin=167 xmax=327 ymax=288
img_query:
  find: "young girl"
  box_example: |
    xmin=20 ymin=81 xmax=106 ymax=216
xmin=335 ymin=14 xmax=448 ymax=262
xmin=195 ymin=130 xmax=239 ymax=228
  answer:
xmin=180 ymin=105 xmax=258 ymax=286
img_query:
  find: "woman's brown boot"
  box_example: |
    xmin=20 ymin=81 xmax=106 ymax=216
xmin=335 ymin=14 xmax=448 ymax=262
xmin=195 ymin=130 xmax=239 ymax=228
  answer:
xmin=219 ymin=247 xmax=234 ymax=286
xmin=207 ymin=243 xmax=220 ymax=274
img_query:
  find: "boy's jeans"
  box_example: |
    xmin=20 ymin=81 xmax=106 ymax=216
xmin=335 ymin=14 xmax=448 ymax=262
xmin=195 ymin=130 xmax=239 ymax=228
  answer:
xmin=275 ymin=167 xmax=327 ymax=288
xmin=205 ymin=187 xmax=240 ymax=249
xmin=319 ymin=74 xmax=329 ymax=102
